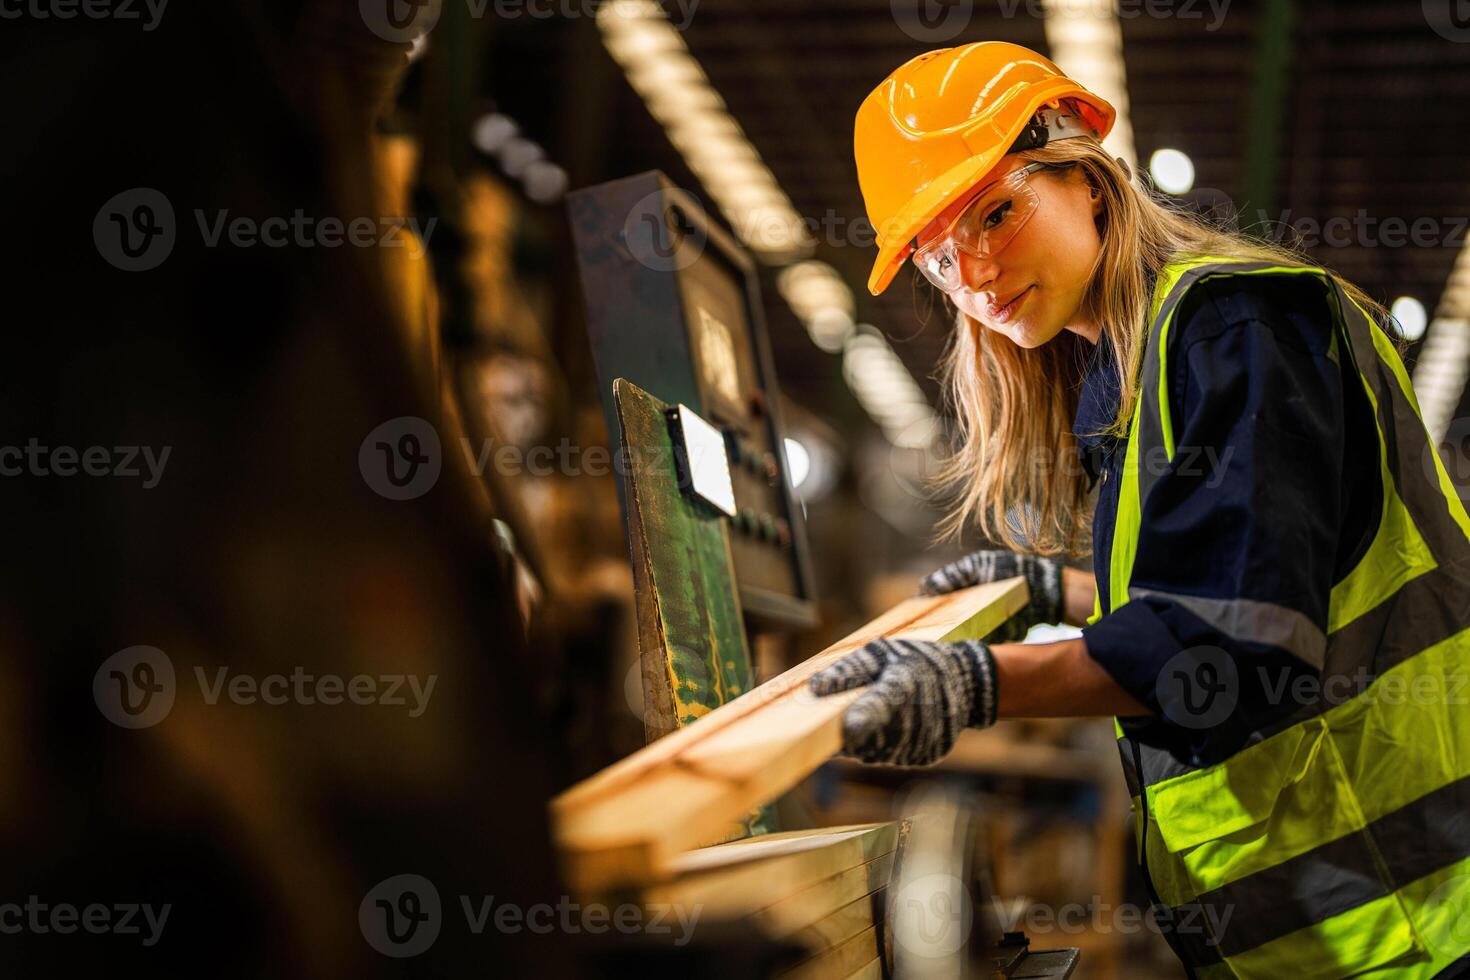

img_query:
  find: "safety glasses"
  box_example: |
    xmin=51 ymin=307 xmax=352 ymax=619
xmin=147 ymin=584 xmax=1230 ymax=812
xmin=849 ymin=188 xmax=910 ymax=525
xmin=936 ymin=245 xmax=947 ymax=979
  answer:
xmin=911 ymin=161 xmax=1065 ymax=293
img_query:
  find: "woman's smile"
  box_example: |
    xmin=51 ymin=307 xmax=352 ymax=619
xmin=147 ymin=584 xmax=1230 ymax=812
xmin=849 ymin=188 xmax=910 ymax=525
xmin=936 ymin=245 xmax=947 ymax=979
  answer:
xmin=989 ymin=285 xmax=1034 ymax=324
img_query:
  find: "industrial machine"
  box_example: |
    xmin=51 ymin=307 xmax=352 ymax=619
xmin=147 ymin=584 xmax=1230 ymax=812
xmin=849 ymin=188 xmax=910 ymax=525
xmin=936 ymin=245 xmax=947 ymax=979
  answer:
xmin=565 ymin=173 xmax=1079 ymax=978
xmin=569 ymin=170 xmax=816 ymax=630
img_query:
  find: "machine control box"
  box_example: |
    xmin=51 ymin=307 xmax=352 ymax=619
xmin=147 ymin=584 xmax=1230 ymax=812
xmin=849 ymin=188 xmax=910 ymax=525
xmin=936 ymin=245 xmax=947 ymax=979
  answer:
xmin=569 ymin=170 xmax=815 ymax=628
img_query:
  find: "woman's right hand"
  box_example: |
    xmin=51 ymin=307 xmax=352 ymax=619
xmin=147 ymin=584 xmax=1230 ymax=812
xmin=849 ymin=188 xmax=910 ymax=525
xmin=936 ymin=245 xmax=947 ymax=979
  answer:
xmin=918 ymin=550 xmax=1067 ymax=636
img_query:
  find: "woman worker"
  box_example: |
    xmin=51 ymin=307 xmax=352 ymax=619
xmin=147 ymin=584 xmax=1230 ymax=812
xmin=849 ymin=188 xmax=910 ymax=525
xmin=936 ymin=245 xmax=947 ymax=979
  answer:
xmin=809 ymin=41 xmax=1470 ymax=979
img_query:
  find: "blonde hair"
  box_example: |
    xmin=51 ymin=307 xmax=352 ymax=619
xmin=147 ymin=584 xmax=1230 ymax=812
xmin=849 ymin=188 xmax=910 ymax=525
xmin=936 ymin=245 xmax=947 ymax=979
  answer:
xmin=932 ymin=135 xmax=1400 ymax=558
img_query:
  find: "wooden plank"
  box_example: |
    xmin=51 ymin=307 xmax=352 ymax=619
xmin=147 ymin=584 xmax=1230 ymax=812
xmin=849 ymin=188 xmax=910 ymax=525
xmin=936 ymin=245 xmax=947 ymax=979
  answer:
xmin=554 ymin=576 xmax=1025 ymax=816
xmin=552 ymin=576 xmax=1028 ymax=894
xmin=791 ymin=889 xmax=885 ymax=955
xmin=834 ymin=727 xmax=1111 ymax=783
xmin=666 ymin=823 xmax=895 ymax=876
xmin=642 ymin=823 xmax=896 ymax=917
xmin=844 ymin=957 xmax=883 ymax=980
xmin=748 ymin=852 xmax=895 ymax=939
xmin=780 ymin=925 xmax=880 ymax=980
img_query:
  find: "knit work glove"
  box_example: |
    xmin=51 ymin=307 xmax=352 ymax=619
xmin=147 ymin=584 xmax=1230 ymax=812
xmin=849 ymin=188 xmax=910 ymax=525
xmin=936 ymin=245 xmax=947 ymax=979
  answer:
xmin=808 ymin=637 xmax=999 ymax=766
xmin=918 ymin=550 xmax=1065 ymax=642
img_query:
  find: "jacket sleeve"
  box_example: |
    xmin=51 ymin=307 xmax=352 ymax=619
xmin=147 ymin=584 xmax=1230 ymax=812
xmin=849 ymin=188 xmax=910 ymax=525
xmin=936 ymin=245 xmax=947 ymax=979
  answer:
xmin=1080 ymin=273 xmax=1347 ymax=735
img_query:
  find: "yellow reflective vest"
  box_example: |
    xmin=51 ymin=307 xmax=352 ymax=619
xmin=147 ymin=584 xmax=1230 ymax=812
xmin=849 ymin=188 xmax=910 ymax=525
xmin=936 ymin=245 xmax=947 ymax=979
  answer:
xmin=1088 ymin=256 xmax=1470 ymax=978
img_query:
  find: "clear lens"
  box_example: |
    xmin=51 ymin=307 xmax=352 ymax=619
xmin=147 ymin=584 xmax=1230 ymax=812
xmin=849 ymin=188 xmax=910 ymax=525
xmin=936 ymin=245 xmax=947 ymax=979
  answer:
xmin=956 ymin=179 xmax=1040 ymax=254
xmin=912 ymin=165 xmax=1046 ymax=292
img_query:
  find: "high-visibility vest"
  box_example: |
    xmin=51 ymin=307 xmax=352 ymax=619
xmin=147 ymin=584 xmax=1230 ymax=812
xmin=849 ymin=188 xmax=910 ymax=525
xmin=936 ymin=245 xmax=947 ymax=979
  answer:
xmin=1088 ymin=256 xmax=1470 ymax=978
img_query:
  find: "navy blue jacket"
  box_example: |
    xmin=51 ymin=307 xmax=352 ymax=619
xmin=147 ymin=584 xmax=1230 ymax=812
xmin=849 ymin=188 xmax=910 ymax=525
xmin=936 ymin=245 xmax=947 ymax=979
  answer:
xmin=1075 ymin=272 xmax=1381 ymax=766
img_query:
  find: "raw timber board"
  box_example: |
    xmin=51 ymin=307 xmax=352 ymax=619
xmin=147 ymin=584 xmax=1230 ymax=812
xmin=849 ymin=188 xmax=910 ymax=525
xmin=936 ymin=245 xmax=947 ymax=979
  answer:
xmin=552 ymin=575 xmax=1028 ymax=894
xmin=749 ymin=852 xmax=896 ymax=939
xmin=781 ymin=925 xmax=881 ymax=980
xmin=642 ymin=823 xmax=897 ymax=917
xmin=845 ymin=958 xmax=882 ymax=980
xmin=789 ymin=889 xmax=886 ymax=957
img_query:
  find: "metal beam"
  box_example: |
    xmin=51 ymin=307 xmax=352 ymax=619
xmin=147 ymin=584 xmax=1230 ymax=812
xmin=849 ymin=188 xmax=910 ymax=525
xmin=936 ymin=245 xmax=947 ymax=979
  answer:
xmin=1240 ymin=0 xmax=1296 ymax=227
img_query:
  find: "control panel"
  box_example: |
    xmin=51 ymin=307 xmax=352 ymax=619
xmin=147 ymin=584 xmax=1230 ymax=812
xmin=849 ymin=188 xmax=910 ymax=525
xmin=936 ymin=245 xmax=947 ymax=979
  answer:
xmin=569 ymin=170 xmax=815 ymax=628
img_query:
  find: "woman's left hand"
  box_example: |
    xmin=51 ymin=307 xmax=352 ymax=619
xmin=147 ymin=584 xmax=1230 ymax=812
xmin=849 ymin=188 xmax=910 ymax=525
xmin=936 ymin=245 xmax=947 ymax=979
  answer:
xmin=808 ymin=637 xmax=1000 ymax=766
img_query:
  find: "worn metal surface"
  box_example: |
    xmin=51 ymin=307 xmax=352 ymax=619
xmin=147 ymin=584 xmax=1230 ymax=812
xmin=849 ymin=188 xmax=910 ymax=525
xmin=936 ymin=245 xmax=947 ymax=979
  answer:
xmin=571 ymin=171 xmax=817 ymax=629
xmin=617 ymin=378 xmax=754 ymax=729
xmin=614 ymin=378 xmax=773 ymax=837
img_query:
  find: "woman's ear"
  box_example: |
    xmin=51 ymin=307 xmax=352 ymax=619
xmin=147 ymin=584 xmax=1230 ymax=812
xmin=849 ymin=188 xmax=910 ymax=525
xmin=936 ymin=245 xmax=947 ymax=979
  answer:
xmin=1068 ymin=163 xmax=1103 ymax=211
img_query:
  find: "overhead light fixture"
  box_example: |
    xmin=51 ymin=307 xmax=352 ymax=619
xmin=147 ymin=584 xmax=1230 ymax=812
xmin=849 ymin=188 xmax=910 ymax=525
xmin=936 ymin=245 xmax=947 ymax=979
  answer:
xmin=470 ymin=111 xmax=569 ymax=204
xmin=843 ymin=331 xmax=941 ymax=449
xmin=1391 ymin=296 xmax=1428 ymax=342
xmin=597 ymin=0 xmax=813 ymax=263
xmin=777 ymin=261 xmax=858 ymax=353
xmin=498 ymin=138 xmax=544 ymax=178
xmin=472 ymin=113 xmax=518 ymax=155
xmin=598 ymin=1 xmax=941 ymax=449
xmin=523 ymin=161 xmax=569 ymax=205
xmin=783 ymin=437 xmax=811 ymax=489
xmin=1412 ymin=244 xmax=1470 ymax=443
xmin=1042 ymin=0 xmax=1138 ymax=171
xmin=1149 ymin=148 xmax=1196 ymax=195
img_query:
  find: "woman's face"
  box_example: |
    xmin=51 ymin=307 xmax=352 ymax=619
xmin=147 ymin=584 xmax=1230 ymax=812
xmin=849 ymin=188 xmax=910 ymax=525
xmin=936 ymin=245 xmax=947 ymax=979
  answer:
xmin=916 ymin=155 xmax=1104 ymax=348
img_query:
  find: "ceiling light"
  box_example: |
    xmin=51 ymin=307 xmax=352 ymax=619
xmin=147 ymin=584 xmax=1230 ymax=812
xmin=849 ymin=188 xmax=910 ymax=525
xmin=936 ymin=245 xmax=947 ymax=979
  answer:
xmin=1149 ymin=148 xmax=1196 ymax=195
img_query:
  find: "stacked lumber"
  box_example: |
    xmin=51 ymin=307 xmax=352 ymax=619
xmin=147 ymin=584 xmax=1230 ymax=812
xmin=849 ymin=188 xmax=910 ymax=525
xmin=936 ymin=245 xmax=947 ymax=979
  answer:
xmin=643 ymin=823 xmax=901 ymax=979
xmin=551 ymin=577 xmax=1029 ymax=896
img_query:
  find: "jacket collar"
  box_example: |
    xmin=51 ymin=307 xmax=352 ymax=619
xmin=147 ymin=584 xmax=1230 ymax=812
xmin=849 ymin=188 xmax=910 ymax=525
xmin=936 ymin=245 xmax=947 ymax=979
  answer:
xmin=1073 ymin=330 xmax=1123 ymax=452
xmin=1072 ymin=331 xmax=1125 ymax=489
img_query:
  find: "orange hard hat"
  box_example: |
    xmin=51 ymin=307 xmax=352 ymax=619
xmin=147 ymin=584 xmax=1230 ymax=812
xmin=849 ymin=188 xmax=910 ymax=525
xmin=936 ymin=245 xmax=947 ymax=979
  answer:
xmin=855 ymin=41 xmax=1116 ymax=296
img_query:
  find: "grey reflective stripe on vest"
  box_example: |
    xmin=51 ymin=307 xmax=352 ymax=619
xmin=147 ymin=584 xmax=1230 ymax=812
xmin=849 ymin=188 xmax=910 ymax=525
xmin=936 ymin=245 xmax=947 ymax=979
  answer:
xmin=1124 ymin=558 xmax=1470 ymax=793
xmin=1118 ymin=263 xmax=1470 ymax=797
xmin=1317 ymin=275 xmax=1470 ymax=683
xmin=1111 ymin=262 xmax=1470 ymax=975
xmin=1329 ymin=561 xmax=1470 ymax=680
xmin=1128 ymin=587 xmax=1327 ymax=669
xmin=1326 ymin=276 xmax=1470 ymax=577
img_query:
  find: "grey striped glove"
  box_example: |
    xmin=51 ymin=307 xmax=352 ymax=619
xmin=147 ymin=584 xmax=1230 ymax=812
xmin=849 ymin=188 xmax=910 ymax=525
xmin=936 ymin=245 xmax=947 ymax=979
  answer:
xmin=808 ymin=637 xmax=999 ymax=766
xmin=919 ymin=550 xmax=1065 ymax=642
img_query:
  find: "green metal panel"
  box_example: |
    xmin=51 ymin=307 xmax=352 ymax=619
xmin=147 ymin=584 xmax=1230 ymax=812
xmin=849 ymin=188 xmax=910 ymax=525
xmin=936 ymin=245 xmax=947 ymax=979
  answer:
xmin=613 ymin=378 xmax=773 ymax=837
xmin=1241 ymin=0 xmax=1296 ymax=226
